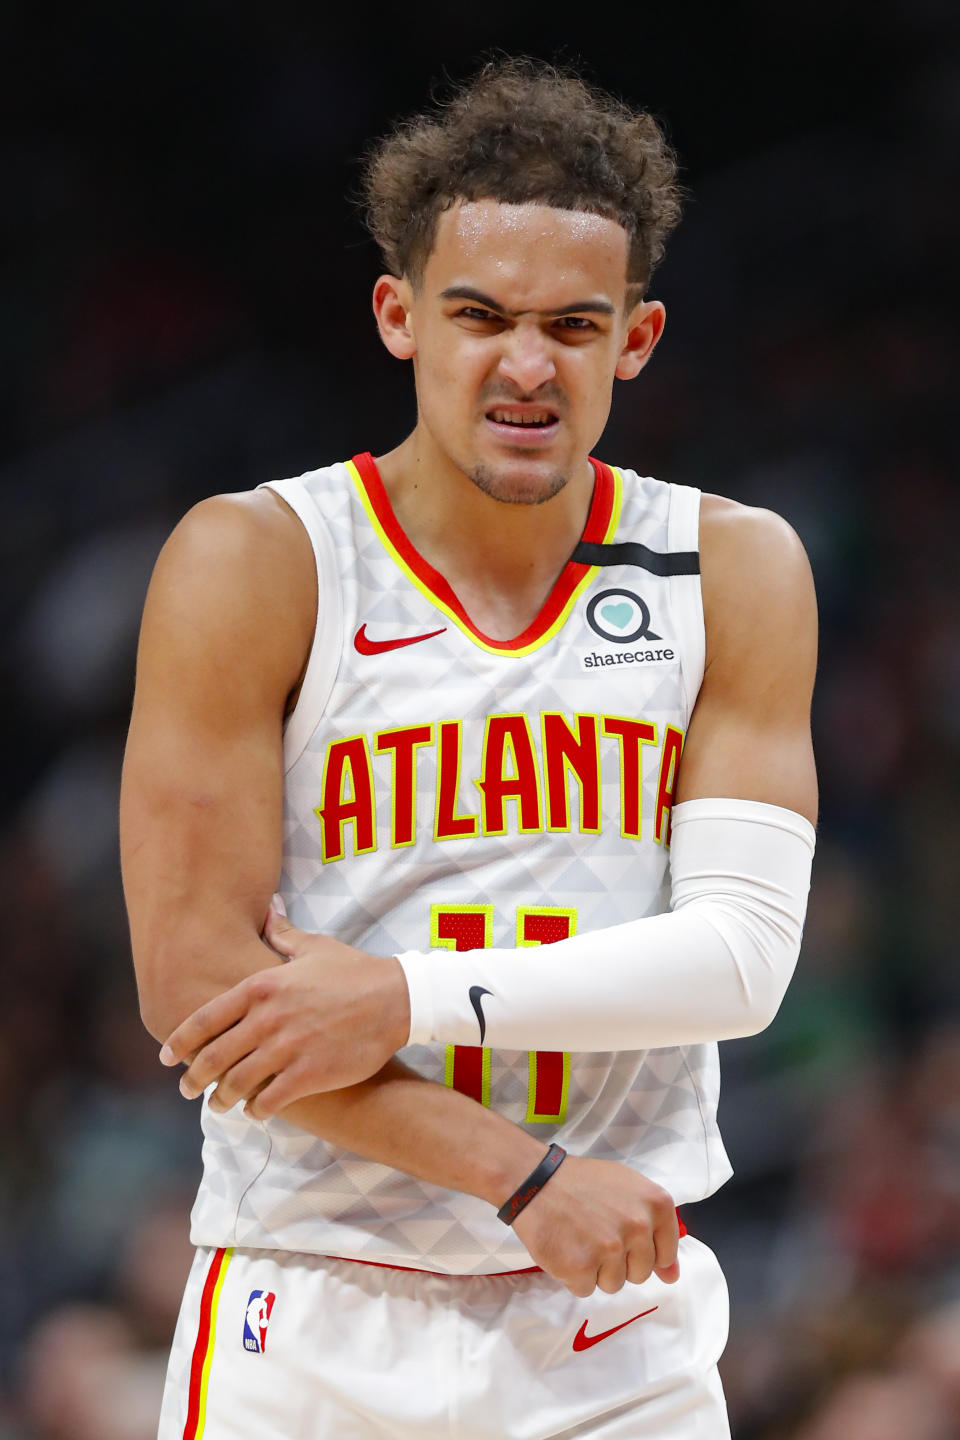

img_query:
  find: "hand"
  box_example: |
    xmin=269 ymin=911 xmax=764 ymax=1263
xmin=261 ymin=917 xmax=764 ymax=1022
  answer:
xmin=511 ymin=1155 xmax=680 ymax=1297
xmin=158 ymin=906 xmax=411 ymax=1117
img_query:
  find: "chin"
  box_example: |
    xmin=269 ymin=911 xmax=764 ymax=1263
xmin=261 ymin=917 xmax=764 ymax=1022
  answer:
xmin=467 ymin=459 xmax=571 ymax=507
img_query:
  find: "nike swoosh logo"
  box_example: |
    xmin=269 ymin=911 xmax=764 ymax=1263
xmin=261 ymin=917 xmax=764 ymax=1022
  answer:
xmin=353 ymin=624 xmax=447 ymax=656
xmin=468 ymin=985 xmax=493 ymax=1044
xmin=572 ymin=1306 xmax=659 ymax=1352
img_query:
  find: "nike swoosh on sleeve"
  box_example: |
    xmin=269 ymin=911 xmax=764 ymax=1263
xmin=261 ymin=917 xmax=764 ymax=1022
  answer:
xmin=468 ymin=986 xmax=493 ymax=1044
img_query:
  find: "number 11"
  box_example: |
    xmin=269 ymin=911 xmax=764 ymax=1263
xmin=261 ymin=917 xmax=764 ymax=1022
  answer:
xmin=430 ymin=904 xmax=575 ymax=1124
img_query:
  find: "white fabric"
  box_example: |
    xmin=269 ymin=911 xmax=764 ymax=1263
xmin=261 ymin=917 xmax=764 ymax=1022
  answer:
xmin=666 ymin=482 xmax=706 ymax=720
xmin=192 ymin=458 xmax=735 ymax=1270
xmin=397 ymin=798 xmax=816 ymax=1052
xmin=258 ymin=477 xmax=343 ymax=771
xmin=160 ymin=1237 xmax=730 ymax=1439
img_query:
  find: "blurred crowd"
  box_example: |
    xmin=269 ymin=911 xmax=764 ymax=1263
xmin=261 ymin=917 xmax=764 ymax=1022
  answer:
xmin=1 ymin=5 xmax=958 ymax=1437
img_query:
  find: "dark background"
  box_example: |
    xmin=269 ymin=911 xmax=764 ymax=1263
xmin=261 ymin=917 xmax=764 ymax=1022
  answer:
xmin=1 ymin=4 xmax=958 ymax=1437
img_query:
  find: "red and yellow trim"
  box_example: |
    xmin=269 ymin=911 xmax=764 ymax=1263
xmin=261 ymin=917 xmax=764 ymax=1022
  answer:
xmin=517 ymin=906 xmax=576 ymax=1124
xmin=183 ymin=1246 xmax=232 ymax=1440
xmin=347 ymin=452 xmax=622 ymax=658
xmin=432 ymin=903 xmax=494 ymax=1108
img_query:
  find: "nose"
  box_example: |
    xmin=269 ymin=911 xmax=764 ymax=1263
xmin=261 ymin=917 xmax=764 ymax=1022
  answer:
xmin=497 ymin=323 xmax=556 ymax=393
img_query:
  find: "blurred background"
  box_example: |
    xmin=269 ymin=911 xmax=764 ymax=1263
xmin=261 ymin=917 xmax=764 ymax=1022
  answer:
xmin=1 ymin=2 xmax=958 ymax=1436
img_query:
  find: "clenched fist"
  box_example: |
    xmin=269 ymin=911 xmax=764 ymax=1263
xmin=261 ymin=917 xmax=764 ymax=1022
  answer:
xmin=512 ymin=1155 xmax=681 ymax=1296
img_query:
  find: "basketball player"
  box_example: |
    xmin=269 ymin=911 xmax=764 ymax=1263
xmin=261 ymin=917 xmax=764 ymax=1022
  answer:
xmin=121 ymin=59 xmax=817 ymax=1438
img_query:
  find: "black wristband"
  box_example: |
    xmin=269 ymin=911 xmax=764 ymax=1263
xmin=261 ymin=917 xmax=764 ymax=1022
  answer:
xmin=497 ymin=1143 xmax=567 ymax=1226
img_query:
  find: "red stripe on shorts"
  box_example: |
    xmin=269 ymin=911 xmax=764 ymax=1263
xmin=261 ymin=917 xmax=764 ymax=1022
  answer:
xmin=183 ymin=1247 xmax=227 ymax=1440
xmin=334 ymin=1254 xmax=543 ymax=1276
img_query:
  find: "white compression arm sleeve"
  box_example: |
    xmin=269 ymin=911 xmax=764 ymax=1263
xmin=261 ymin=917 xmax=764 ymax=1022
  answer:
xmin=395 ymin=798 xmax=816 ymax=1052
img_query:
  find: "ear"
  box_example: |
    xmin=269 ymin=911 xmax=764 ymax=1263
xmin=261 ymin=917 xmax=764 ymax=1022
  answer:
xmin=614 ymin=300 xmax=666 ymax=381
xmin=373 ymin=275 xmax=417 ymax=360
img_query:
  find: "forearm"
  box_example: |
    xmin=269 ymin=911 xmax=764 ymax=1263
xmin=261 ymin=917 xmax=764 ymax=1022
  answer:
xmin=280 ymin=1066 xmax=685 ymax=1303
xmin=279 ymin=1060 xmax=546 ymax=1207
xmin=397 ymin=799 xmax=816 ymax=1052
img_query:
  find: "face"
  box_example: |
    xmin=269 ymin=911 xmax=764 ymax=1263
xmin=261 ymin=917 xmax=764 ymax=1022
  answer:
xmin=374 ymin=200 xmax=665 ymax=506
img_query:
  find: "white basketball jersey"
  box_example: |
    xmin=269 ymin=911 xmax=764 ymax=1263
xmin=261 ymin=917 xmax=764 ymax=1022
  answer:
xmin=189 ymin=453 xmax=733 ymax=1273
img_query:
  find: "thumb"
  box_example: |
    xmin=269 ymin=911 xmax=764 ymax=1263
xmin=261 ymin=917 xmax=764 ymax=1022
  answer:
xmin=263 ymin=894 xmax=298 ymax=956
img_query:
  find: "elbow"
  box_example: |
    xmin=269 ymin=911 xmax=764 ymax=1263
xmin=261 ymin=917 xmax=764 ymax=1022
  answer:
xmin=137 ymin=988 xmax=175 ymax=1044
xmin=733 ymin=947 xmax=800 ymax=1038
xmin=135 ymin=959 xmax=191 ymax=1043
xmin=700 ymin=902 xmax=803 ymax=1040
xmin=130 ymin=916 xmax=278 ymax=1043
xmin=130 ymin=929 xmax=214 ymax=1043
xmin=128 ymin=917 xmax=205 ymax=1042
xmin=738 ymin=987 xmax=788 ymax=1038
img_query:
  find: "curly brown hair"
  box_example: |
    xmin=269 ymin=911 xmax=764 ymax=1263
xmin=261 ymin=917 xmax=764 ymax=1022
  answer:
xmin=361 ymin=58 xmax=684 ymax=298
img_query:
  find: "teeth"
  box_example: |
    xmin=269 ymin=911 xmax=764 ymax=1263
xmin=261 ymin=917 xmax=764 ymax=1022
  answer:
xmin=489 ymin=410 xmax=554 ymax=426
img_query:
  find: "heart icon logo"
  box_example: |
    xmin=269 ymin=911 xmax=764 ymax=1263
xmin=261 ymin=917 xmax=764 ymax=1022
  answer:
xmin=586 ymin=588 xmax=661 ymax=644
xmin=600 ymin=603 xmax=633 ymax=630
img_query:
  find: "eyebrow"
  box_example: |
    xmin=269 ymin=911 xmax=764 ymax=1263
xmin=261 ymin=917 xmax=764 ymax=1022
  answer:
xmin=438 ymin=285 xmax=616 ymax=318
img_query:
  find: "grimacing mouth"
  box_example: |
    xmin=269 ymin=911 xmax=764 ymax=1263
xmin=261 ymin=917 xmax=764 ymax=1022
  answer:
xmin=485 ymin=405 xmax=559 ymax=427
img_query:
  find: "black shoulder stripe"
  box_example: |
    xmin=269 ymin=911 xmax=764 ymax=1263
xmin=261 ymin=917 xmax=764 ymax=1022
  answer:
xmin=571 ymin=540 xmax=700 ymax=577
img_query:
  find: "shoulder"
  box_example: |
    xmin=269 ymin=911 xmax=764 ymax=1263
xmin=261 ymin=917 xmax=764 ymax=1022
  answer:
xmin=699 ymin=492 xmax=810 ymax=576
xmin=161 ymin=486 xmax=309 ymax=571
xmin=698 ymin=493 xmax=817 ymax=664
xmin=141 ymin=487 xmax=316 ymax=690
xmin=153 ymin=487 xmax=314 ymax=604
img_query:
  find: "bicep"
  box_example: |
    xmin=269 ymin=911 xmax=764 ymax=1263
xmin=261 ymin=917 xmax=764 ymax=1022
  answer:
xmin=120 ymin=492 xmax=315 ymax=1036
xmin=676 ymin=688 xmax=817 ymax=822
xmin=674 ymin=501 xmax=818 ymax=826
xmin=121 ymin=675 xmax=285 ymax=1025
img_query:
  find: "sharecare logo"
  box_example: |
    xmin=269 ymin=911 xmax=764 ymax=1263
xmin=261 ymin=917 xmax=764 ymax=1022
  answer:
xmin=243 ymin=1290 xmax=276 ymax=1353
xmin=581 ymin=646 xmax=675 ymax=670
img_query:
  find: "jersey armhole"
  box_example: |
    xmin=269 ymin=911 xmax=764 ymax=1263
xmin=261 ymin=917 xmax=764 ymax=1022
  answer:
xmin=258 ymin=477 xmax=342 ymax=772
xmin=667 ymin=483 xmax=705 ymax=724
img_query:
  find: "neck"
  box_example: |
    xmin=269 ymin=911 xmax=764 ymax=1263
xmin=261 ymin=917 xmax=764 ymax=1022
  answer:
xmin=375 ymin=427 xmax=596 ymax=639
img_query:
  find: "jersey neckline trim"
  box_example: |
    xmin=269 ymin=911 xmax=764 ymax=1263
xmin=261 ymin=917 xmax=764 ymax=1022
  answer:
xmin=346 ymin=451 xmax=622 ymax=658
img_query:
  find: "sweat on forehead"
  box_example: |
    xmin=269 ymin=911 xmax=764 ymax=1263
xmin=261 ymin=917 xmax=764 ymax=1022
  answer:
xmin=420 ymin=201 xmax=632 ymax=299
xmin=444 ymin=200 xmax=625 ymax=248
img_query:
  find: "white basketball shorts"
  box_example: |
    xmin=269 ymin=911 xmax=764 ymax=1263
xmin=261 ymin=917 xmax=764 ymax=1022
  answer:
xmin=158 ymin=1233 xmax=730 ymax=1439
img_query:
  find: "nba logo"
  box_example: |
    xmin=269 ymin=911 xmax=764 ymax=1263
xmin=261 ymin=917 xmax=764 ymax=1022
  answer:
xmin=242 ymin=1290 xmax=276 ymax=1353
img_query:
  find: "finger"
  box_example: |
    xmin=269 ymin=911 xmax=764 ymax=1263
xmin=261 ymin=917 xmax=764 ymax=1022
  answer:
xmin=244 ymin=1058 xmax=322 ymax=1120
xmin=626 ymin=1245 xmax=656 ymax=1286
xmin=208 ymin=1048 xmax=279 ymax=1114
xmin=160 ymin=987 xmax=252 ymax=1067
xmin=260 ymin=892 xmax=286 ymax=936
xmin=178 ymin=1021 xmax=259 ymax=1100
xmin=262 ymin=906 xmax=300 ymax=957
xmin=652 ymin=1205 xmax=680 ymax=1284
xmin=596 ymin=1256 xmax=628 ymax=1295
xmin=564 ymin=1273 xmax=598 ymax=1300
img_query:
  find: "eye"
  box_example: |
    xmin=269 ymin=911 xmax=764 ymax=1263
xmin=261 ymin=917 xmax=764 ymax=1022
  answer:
xmin=555 ymin=315 xmax=596 ymax=331
xmin=458 ymin=306 xmax=501 ymax=323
